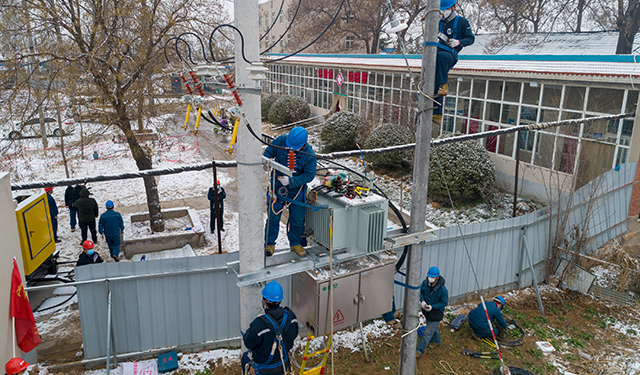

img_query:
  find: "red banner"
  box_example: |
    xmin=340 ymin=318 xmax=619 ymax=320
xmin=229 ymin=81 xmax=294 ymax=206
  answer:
xmin=10 ymin=258 xmax=41 ymax=353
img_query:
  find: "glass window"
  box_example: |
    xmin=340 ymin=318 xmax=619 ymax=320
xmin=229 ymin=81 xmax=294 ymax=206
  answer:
xmin=487 ymin=80 xmax=502 ymax=100
xmin=443 ymin=97 xmax=456 ymax=115
xmin=520 ymin=106 xmax=538 ymax=125
xmin=533 ymin=132 xmax=555 ymax=169
xmin=472 ymin=79 xmax=486 ymax=99
xmin=455 ymin=117 xmax=466 ymax=134
xmin=522 ymin=84 xmax=541 ymax=105
xmin=587 ymin=88 xmax=624 ymax=114
xmin=564 ymin=86 xmax=586 ymax=110
xmin=560 ymin=111 xmax=582 ymax=136
xmin=485 ymin=102 xmax=501 ymax=122
xmin=458 ymin=78 xmax=471 ymax=97
xmin=504 ymin=81 xmax=521 ymax=102
xmin=498 ymin=130 xmax=515 ymax=158
xmin=470 ymin=100 xmax=483 ymax=119
xmin=542 ymin=84 xmax=562 ymax=108
xmin=442 ymin=115 xmax=454 ymax=134
xmin=501 ymin=104 xmax=518 ymax=125
xmin=457 ymin=98 xmax=470 ymax=117
xmin=616 ymin=147 xmax=629 ymax=166
xmin=626 ymin=91 xmax=639 ymax=113
xmin=519 ymin=130 xmax=535 ymax=152
xmin=576 ymin=140 xmax=616 ymax=187
xmin=554 ymin=136 xmax=577 ymax=173
xmin=540 ymin=108 xmax=559 ymax=123
xmin=583 ymin=119 xmax=611 ymax=141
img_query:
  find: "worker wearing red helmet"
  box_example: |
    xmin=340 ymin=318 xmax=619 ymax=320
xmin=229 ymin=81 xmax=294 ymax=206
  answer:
xmin=76 ymin=240 xmax=104 ymax=267
xmin=5 ymin=358 xmax=28 ymax=375
xmin=207 ymin=180 xmax=226 ymax=233
xmin=44 ymin=187 xmax=61 ymax=243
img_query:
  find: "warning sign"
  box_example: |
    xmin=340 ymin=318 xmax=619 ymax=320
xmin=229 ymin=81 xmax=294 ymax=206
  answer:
xmin=333 ymin=309 xmax=345 ymax=325
xmin=336 ymin=72 xmax=344 ymax=87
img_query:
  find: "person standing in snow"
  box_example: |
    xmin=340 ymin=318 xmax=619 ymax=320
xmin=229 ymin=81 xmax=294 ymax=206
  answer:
xmin=65 ymin=184 xmax=83 ymax=232
xmin=241 ymin=281 xmax=298 ymax=375
xmin=432 ymin=0 xmax=474 ymax=122
xmin=263 ymin=126 xmax=317 ymax=258
xmin=417 ymin=266 xmax=448 ymax=357
xmin=45 ymin=187 xmax=61 ymax=243
xmin=74 ymin=187 xmax=99 ymax=244
xmin=76 ymin=240 xmax=104 ymax=266
xmin=98 ymin=200 xmax=125 ymax=261
xmin=207 ymin=180 xmax=226 ymax=233
xmin=468 ymin=296 xmax=508 ymax=339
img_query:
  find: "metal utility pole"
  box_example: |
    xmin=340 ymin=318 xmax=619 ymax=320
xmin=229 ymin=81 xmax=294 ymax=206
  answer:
xmin=398 ymin=1 xmax=439 ymax=373
xmin=236 ymin=0 xmax=264 ymax=346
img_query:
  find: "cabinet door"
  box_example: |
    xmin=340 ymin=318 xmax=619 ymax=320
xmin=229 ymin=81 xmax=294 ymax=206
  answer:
xmin=357 ymin=263 xmax=394 ymax=322
xmin=317 ymin=273 xmax=359 ymax=336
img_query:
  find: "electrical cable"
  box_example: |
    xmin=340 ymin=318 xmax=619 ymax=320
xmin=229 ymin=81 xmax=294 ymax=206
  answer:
xmin=259 ymin=0 xmax=286 ymax=42
xmin=261 ymin=0 xmax=302 ymax=54
xmin=177 ymin=32 xmax=211 ymax=63
xmin=172 ymin=36 xmax=198 ymax=65
xmin=263 ymin=0 xmax=346 ymax=64
xmin=164 ymin=36 xmax=193 ymax=65
xmin=36 ymin=292 xmax=77 ymax=313
xmin=209 ymin=24 xmax=252 ymax=64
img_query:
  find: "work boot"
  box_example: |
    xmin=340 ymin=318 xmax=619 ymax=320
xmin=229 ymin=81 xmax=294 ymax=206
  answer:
xmin=265 ymin=245 xmax=275 ymax=257
xmin=111 ymin=254 xmax=120 ymax=262
xmin=432 ymin=114 xmax=442 ymax=126
xmin=471 ymin=330 xmax=482 ymax=342
xmin=291 ymin=245 xmax=307 ymax=257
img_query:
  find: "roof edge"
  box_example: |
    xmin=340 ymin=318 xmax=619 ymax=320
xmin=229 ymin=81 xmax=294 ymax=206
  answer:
xmin=263 ymin=53 xmax=640 ymax=63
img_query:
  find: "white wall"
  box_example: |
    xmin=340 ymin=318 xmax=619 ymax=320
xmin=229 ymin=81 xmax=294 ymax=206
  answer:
xmin=0 ymin=173 xmax=24 ymax=364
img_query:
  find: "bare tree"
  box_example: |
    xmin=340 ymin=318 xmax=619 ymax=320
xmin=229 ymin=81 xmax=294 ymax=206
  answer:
xmin=11 ymin=0 xmax=227 ymax=231
xmin=615 ymin=0 xmax=640 ymax=53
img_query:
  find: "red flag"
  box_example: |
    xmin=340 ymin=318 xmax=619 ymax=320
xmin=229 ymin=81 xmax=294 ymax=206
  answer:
xmin=10 ymin=258 xmax=41 ymax=352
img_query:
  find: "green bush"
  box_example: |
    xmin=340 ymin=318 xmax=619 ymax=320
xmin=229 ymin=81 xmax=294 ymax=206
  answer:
xmin=428 ymin=133 xmax=495 ymax=203
xmin=363 ymin=123 xmax=413 ymax=170
xmin=267 ymin=95 xmax=310 ymax=125
xmin=261 ymin=94 xmax=279 ymax=119
xmin=320 ymin=111 xmax=364 ymax=152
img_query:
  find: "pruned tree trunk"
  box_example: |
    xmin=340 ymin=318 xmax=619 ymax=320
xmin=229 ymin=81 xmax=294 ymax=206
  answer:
xmin=616 ymin=0 xmax=640 ymax=54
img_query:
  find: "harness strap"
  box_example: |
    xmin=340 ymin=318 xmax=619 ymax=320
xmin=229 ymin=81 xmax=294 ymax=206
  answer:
xmin=252 ymin=311 xmax=291 ymax=371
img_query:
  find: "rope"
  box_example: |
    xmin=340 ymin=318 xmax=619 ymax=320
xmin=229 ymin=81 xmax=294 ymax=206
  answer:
xmin=439 ymin=360 xmax=458 ymax=375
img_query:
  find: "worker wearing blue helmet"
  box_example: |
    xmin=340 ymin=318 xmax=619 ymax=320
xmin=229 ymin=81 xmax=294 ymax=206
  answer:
xmin=417 ymin=266 xmax=449 ymax=357
xmin=468 ymin=296 xmax=508 ymax=339
xmin=433 ymin=0 xmax=475 ymax=120
xmin=241 ymin=281 xmax=299 ymax=375
xmin=263 ymin=126 xmax=317 ymax=258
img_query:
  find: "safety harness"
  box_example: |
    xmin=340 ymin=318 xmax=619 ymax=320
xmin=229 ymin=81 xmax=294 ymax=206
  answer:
xmin=424 ymin=15 xmax=460 ymax=57
xmin=249 ymin=310 xmax=291 ymax=375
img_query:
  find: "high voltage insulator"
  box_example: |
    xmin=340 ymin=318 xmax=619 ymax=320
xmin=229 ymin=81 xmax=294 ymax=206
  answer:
xmin=224 ymin=74 xmax=243 ymax=106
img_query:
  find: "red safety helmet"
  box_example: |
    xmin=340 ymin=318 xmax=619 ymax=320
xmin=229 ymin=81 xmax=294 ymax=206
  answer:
xmin=5 ymin=358 xmax=29 ymax=374
xmin=216 ymin=180 xmax=220 ymax=186
xmin=82 ymin=240 xmax=95 ymax=250
xmin=44 ymin=187 xmax=54 ymax=192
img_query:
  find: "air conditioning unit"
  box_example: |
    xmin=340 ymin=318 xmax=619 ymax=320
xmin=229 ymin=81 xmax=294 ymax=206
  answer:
xmin=305 ymin=191 xmax=388 ymax=254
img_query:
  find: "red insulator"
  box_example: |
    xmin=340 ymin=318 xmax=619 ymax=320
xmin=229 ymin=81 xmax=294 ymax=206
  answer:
xmin=232 ymin=90 xmax=243 ymax=106
xmin=180 ymin=75 xmax=194 ymax=94
xmin=224 ymin=74 xmax=235 ymax=89
xmin=288 ymin=150 xmax=295 ymax=170
xmin=188 ymin=71 xmax=205 ymax=96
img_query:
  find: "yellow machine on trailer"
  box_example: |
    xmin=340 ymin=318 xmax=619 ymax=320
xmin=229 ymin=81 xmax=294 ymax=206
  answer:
xmin=15 ymin=192 xmax=59 ymax=283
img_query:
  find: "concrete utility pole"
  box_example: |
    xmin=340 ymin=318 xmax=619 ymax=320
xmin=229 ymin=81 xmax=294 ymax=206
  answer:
xmin=398 ymin=1 xmax=439 ymax=373
xmin=236 ymin=0 xmax=264 ymax=344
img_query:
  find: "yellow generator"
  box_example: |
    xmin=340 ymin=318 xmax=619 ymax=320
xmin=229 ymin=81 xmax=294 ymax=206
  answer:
xmin=15 ymin=192 xmax=59 ymax=283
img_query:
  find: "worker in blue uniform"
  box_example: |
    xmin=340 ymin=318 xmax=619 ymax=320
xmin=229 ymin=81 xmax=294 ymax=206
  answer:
xmin=263 ymin=126 xmax=317 ymax=257
xmin=45 ymin=187 xmax=61 ymax=243
xmin=468 ymin=296 xmax=508 ymax=339
xmin=98 ymin=200 xmax=125 ymax=261
xmin=241 ymin=281 xmax=299 ymax=375
xmin=417 ymin=266 xmax=448 ymax=357
xmin=433 ymin=0 xmax=475 ymax=120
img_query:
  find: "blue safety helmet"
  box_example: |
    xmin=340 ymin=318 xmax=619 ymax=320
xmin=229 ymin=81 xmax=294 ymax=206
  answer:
xmin=493 ymin=296 xmax=505 ymax=310
xmin=427 ymin=266 xmax=440 ymax=278
xmin=262 ymin=281 xmax=284 ymax=303
xmin=440 ymin=0 xmax=456 ymax=10
xmin=286 ymin=126 xmax=308 ymax=150
xmin=106 ymin=200 xmax=114 ymax=208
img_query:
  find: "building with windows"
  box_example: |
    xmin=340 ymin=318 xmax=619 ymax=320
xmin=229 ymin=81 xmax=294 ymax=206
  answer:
xmin=258 ymin=0 xmax=292 ymax=53
xmin=262 ymin=33 xmax=640 ymax=209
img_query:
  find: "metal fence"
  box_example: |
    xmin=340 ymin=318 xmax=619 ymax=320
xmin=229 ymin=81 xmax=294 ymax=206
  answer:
xmin=76 ymin=163 xmax=636 ymax=360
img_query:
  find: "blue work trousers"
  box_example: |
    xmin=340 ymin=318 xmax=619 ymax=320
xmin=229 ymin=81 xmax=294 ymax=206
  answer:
xmin=105 ymin=234 xmax=121 ymax=257
xmin=417 ymin=320 xmax=441 ymax=355
xmin=265 ymin=193 xmax=306 ymax=247
xmin=69 ymin=207 xmax=78 ymax=229
xmin=52 ymin=217 xmax=59 ymax=241
xmin=434 ymin=49 xmax=457 ymax=115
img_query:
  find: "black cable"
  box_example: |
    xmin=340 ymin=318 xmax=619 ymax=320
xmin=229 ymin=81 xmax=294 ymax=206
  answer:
xmin=201 ymin=111 xmax=232 ymax=131
xmin=164 ymin=36 xmax=190 ymax=64
xmin=209 ymin=24 xmax=252 ymax=64
xmin=261 ymin=0 xmax=302 ymax=54
xmin=36 ymin=292 xmax=77 ymax=313
xmin=260 ymin=0 xmax=286 ymax=42
xmin=178 ymin=32 xmax=211 ymax=63
xmin=263 ymin=0 xmax=346 ymax=64
xmin=172 ymin=36 xmax=197 ymax=65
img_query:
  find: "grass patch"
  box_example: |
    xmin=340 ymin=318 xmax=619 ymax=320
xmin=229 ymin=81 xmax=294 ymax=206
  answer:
xmin=558 ymin=317 xmax=567 ymax=322
xmin=545 ymin=362 xmax=557 ymax=373
xmin=579 ymin=332 xmax=595 ymax=341
xmin=510 ymin=347 xmax=522 ymax=358
xmin=598 ymin=321 xmax=607 ymax=328
xmin=527 ymin=348 xmax=544 ymax=359
xmin=548 ymin=306 xmax=559 ymax=314
xmin=565 ymin=337 xmax=585 ymax=348
xmin=627 ymin=328 xmax=638 ymax=336
xmin=522 ymin=321 xmax=537 ymax=329
xmin=581 ymin=313 xmax=592 ymax=320
xmin=585 ymin=307 xmax=599 ymax=316
xmin=554 ymin=328 xmax=566 ymax=336
xmin=533 ymin=316 xmax=549 ymax=324
xmin=565 ymin=353 xmax=580 ymax=361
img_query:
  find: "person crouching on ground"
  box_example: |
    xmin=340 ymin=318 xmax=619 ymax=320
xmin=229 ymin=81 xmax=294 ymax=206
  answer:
xmin=76 ymin=240 xmax=104 ymax=266
xmin=5 ymin=358 xmax=28 ymax=375
xmin=417 ymin=266 xmax=449 ymax=357
xmin=98 ymin=200 xmax=124 ymax=262
xmin=468 ymin=296 xmax=508 ymax=339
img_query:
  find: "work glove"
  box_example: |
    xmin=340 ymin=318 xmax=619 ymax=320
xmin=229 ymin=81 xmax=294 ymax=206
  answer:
xmin=421 ymin=301 xmax=427 ymax=310
xmin=278 ymin=176 xmax=290 ymax=186
xmin=508 ymin=324 xmax=516 ymax=330
xmin=425 ymin=305 xmax=432 ymax=312
xmin=448 ymin=39 xmax=460 ymax=48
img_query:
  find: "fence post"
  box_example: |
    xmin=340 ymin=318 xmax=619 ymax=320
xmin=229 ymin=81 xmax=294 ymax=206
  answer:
xmin=522 ymin=227 xmax=545 ymax=315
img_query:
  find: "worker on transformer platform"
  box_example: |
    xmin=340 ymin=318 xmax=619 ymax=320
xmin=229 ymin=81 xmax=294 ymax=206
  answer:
xmin=468 ymin=296 xmax=508 ymax=339
xmin=263 ymin=126 xmax=317 ymax=258
xmin=241 ymin=281 xmax=299 ymax=375
xmin=432 ymin=0 xmax=475 ymax=123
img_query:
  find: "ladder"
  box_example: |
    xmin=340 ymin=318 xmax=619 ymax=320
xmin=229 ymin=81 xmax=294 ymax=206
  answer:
xmin=299 ymin=332 xmax=332 ymax=375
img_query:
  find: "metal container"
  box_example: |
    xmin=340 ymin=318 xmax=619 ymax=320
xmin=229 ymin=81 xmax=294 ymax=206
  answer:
xmin=291 ymin=252 xmax=396 ymax=336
